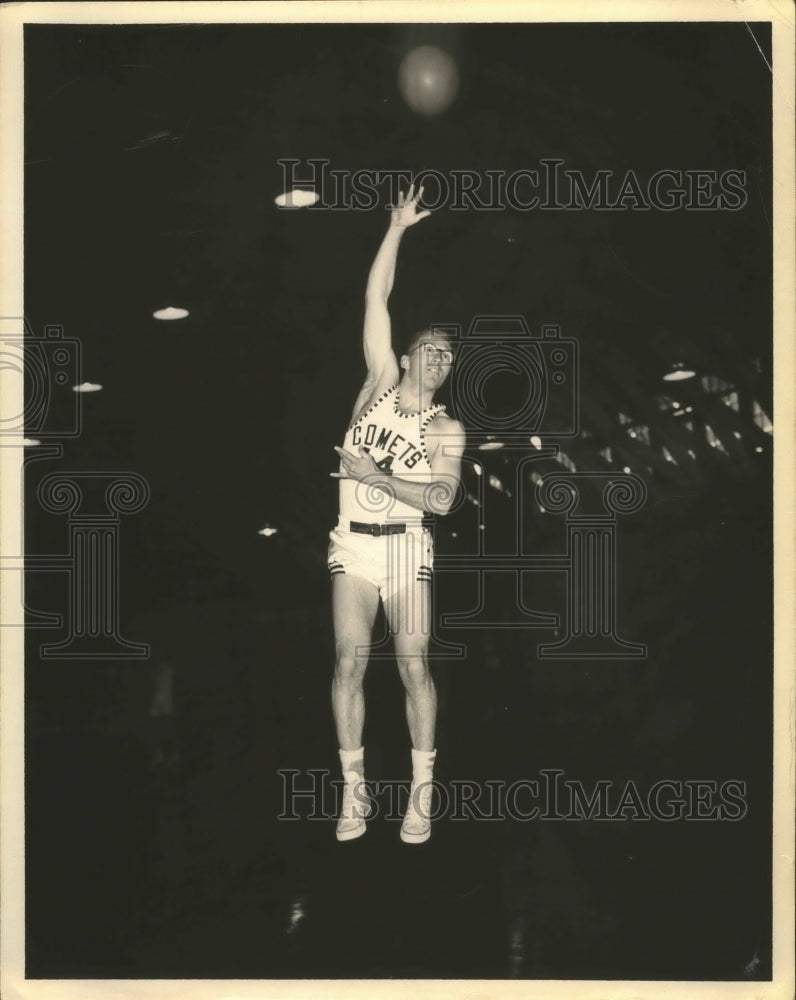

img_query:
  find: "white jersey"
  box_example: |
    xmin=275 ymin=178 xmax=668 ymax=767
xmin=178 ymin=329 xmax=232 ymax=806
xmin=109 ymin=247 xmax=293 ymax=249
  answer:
xmin=338 ymin=384 xmax=445 ymax=527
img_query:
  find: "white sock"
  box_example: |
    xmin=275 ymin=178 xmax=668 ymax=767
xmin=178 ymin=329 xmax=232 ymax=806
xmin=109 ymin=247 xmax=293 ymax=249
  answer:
xmin=411 ymin=747 xmax=436 ymax=785
xmin=339 ymin=747 xmax=364 ymax=782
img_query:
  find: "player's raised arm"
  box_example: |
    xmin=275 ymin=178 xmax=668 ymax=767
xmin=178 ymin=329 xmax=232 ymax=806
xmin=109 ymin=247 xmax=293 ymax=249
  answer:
xmin=362 ymin=184 xmax=430 ymax=380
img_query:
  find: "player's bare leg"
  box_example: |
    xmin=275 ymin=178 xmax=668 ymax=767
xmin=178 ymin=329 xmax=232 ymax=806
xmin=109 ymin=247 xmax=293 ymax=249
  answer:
xmin=386 ymin=578 xmax=437 ymax=843
xmin=331 ymin=574 xmax=379 ymax=840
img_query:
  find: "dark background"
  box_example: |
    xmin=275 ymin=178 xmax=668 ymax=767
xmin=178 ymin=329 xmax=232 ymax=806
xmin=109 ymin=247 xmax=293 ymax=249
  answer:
xmin=23 ymin=20 xmax=772 ymax=981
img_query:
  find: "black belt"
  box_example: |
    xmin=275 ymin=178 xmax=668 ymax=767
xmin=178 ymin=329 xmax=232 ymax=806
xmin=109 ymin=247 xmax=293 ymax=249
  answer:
xmin=350 ymin=521 xmax=406 ymax=537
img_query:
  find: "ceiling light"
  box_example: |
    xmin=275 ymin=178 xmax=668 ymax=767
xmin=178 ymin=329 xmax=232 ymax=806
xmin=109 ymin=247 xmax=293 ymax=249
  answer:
xmin=153 ymin=306 xmax=189 ymax=320
xmin=275 ymin=189 xmax=320 ymax=209
xmin=662 ymin=362 xmax=696 ymax=382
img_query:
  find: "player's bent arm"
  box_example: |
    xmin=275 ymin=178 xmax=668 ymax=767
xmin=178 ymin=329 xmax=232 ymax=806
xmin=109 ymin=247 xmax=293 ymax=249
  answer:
xmin=424 ymin=419 xmax=466 ymax=515
xmin=369 ymin=422 xmax=465 ymax=516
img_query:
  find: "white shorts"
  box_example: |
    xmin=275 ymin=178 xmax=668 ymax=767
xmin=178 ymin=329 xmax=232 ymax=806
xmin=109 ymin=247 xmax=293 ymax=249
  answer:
xmin=328 ymin=521 xmax=434 ymax=603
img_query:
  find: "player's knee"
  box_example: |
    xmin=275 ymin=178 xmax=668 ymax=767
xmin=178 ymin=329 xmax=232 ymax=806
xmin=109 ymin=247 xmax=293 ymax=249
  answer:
xmin=334 ymin=646 xmax=367 ymax=684
xmin=396 ymin=652 xmax=429 ymax=685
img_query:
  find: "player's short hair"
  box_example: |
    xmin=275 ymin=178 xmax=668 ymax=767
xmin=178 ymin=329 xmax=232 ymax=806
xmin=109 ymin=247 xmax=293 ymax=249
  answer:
xmin=403 ymin=327 xmax=454 ymax=357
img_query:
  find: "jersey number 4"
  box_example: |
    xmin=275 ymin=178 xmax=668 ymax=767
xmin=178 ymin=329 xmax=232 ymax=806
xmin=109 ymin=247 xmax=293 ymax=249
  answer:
xmin=362 ymin=447 xmax=394 ymax=475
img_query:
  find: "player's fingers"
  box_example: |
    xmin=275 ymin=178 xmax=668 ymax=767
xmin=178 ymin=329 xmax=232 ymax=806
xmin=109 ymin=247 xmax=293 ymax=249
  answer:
xmin=407 ymin=182 xmax=415 ymax=201
xmin=417 ymin=185 xmax=424 ymax=201
xmin=416 ymin=210 xmax=431 ymax=222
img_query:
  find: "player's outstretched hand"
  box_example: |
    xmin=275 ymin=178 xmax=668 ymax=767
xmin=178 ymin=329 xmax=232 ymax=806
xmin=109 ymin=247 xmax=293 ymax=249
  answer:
xmin=391 ymin=183 xmax=431 ymax=229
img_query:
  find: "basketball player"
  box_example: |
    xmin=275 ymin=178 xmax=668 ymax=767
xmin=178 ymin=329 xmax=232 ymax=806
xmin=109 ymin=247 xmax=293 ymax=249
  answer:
xmin=329 ymin=184 xmax=465 ymax=844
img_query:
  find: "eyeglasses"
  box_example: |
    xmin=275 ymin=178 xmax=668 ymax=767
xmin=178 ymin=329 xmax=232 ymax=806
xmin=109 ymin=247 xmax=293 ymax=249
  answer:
xmin=408 ymin=342 xmax=454 ymax=365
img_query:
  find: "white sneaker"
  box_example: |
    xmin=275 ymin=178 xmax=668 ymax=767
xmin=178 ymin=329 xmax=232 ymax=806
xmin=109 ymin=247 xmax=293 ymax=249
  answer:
xmin=400 ymin=780 xmax=433 ymax=844
xmin=336 ymin=775 xmax=371 ymax=842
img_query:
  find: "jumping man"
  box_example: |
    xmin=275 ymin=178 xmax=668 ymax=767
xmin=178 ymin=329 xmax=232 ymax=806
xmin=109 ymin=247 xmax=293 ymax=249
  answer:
xmin=329 ymin=184 xmax=465 ymax=843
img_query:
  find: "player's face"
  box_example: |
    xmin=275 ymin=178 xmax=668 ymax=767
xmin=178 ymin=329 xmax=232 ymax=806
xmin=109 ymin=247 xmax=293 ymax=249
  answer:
xmin=405 ymin=336 xmax=453 ymax=390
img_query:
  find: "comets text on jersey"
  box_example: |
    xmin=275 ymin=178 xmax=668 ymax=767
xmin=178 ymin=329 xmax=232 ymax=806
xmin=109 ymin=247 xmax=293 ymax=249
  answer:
xmin=351 ymin=422 xmax=423 ymax=471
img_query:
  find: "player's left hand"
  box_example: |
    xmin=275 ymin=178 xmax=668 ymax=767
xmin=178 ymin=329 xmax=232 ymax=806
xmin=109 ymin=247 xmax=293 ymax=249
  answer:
xmin=331 ymin=445 xmax=381 ymax=482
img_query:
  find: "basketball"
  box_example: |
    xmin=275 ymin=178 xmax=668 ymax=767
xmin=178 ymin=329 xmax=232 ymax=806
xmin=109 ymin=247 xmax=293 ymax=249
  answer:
xmin=398 ymin=45 xmax=459 ymax=116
